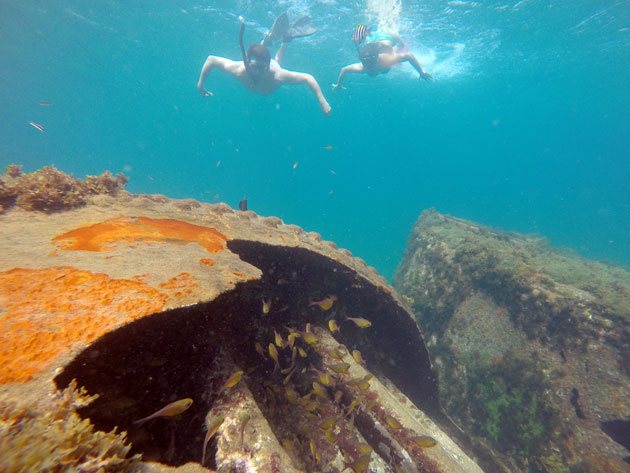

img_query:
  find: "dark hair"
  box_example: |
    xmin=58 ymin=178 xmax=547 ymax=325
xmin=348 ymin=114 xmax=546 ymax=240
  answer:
xmin=247 ymin=44 xmax=271 ymax=65
xmin=359 ymin=42 xmax=393 ymax=76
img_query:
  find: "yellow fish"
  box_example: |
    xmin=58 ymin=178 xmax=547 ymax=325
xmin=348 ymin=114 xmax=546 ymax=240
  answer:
xmin=349 ymin=455 xmax=371 ymax=473
xmin=346 ymin=316 xmax=372 ymax=328
xmin=268 ymin=343 xmax=280 ymax=371
xmin=287 ymin=332 xmax=299 ymax=348
xmin=223 ymin=370 xmax=244 ymax=390
xmin=330 ymin=362 xmax=350 ymax=374
xmin=201 ymin=414 xmax=225 ymax=465
xmin=309 ymin=295 xmax=337 ymax=311
xmin=411 ymin=435 xmax=438 ymax=448
xmin=312 ymin=381 xmax=328 ymax=399
xmin=309 ymin=438 xmax=321 ymax=463
xmin=352 ymin=349 xmax=365 ymax=364
xmin=133 ymin=398 xmax=193 ymax=426
xmin=255 ymin=342 xmax=266 ymax=358
xmin=319 ymin=417 xmax=336 ymax=431
xmin=262 ymin=298 xmax=271 ymax=315
xmin=357 ymin=442 xmax=373 ymax=455
xmin=384 ymin=415 xmax=402 ymax=430
xmin=323 ymin=427 xmax=336 ymax=443
xmin=274 ymin=330 xmax=284 ymax=348
xmin=328 ymin=319 xmax=340 ymax=333
xmin=302 ymin=332 xmax=318 ymax=346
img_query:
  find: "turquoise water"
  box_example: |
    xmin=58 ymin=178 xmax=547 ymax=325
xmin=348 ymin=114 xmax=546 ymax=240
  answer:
xmin=1 ymin=0 xmax=628 ymax=279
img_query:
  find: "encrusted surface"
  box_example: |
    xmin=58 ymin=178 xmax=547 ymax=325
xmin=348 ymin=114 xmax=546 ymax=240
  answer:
xmin=0 ymin=169 xmax=482 ymax=473
xmin=394 ymin=209 xmax=630 ymax=473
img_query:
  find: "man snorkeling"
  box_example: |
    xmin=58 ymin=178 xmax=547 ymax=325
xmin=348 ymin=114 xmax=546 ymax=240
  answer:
xmin=333 ymin=24 xmax=432 ymax=90
xmin=197 ymin=14 xmax=331 ymax=115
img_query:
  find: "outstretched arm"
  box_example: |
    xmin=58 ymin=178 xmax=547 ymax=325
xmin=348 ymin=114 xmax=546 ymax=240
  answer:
xmin=332 ymin=63 xmax=364 ymax=90
xmin=197 ymin=56 xmax=243 ymax=96
xmin=278 ymin=70 xmax=331 ymax=115
xmin=401 ymin=52 xmax=432 ymax=81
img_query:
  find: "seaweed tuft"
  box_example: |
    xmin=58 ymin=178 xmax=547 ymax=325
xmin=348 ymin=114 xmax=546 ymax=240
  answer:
xmin=0 ymin=380 xmax=140 ymax=473
xmin=0 ymin=165 xmax=128 ymax=213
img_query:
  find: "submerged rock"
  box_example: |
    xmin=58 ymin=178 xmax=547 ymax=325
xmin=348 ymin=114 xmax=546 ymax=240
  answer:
xmin=394 ymin=210 xmax=630 ymax=473
xmin=0 ymin=167 xmax=482 ymax=473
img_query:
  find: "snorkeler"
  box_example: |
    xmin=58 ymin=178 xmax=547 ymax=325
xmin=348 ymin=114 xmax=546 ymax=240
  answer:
xmin=332 ymin=24 xmax=432 ymax=90
xmin=197 ymin=14 xmax=331 ymax=115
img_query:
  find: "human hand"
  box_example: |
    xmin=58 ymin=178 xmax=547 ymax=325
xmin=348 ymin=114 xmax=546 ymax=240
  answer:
xmin=322 ymin=101 xmax=332 ymax=116
xmin=420 ymin=71 xmax=433 ymax=82
xmin=198 ymin=85 xmax=213 ymax=97
xmin=332 ymin=83 xmax=345 ymax=92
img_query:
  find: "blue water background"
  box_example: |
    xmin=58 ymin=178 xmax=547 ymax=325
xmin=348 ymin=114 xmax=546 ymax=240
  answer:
xmin=1 ymin=0 xmax=628 ymax=280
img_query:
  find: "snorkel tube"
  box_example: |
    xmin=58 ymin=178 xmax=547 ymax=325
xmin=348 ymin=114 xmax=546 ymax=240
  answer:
xmin=238 ymin=16 xmax=252 ymax=77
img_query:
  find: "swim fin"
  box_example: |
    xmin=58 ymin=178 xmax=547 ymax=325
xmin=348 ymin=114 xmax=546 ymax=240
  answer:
xmin=284 ymin=15 xmax=317 ymax=42
xmin=261 ymin=13 xmax=290 ymax=47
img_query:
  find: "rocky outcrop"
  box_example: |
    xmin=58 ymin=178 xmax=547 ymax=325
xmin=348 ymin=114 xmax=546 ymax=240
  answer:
xmin=394 ymin=210 xmax=630 ymax=473
xmin=0 ymin=168 xmax=483 ymax=473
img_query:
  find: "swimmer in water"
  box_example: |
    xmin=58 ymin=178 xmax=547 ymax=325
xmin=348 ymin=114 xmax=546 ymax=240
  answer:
xmin=197 ymin=14 xmax=331 ymax=115
xmin=333 ymin=24 xmax=432 ymax=90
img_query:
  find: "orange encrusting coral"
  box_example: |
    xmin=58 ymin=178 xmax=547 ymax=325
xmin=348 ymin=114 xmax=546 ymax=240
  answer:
xmin=159 ymin=272 xmax=200 ymax=298
xmin=52 ymin=216 xmax=227 ymax=253
xmin=0 ymin=267 xmax=167 ymax=384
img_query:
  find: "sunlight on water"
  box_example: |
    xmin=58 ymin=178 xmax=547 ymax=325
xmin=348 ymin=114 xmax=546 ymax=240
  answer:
xmin=366 ymin=0 xmax=403 ymax=34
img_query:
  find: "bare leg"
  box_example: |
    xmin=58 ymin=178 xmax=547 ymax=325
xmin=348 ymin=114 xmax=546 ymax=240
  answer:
xmin=275 ymin=43 xmax=288 ymax=65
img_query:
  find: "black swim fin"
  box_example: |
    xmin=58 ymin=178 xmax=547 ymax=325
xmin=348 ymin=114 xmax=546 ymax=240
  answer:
xmin=261 ymin=13 xmax=290 ymax=47
xmin=284 ymin=15 xmax=317 ymax=42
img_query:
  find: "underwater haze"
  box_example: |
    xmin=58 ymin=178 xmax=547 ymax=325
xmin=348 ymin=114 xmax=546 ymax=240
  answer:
xmin=1 ymin=0 xmax=629 ymax=279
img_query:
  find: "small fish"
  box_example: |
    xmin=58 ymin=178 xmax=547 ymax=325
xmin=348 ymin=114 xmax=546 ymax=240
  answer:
xmin=309 ymin=438 xmax=321 ymax=463
xmin=255 ymin=342 xmax=266 ymax=358
xmin=287 ymin=332 xmax=299 ymax=348
xmin=410 ymin=435 xmax=438 ymax=448
xmin=38 ymin=101 xmax=52 ymax=106
xmin=297 ymin=346 xmax=308 ymax=358
xmin=133 ymin=398 xmax=193 ymax=426
xmin=262 ymin=298 xmax=271 ymax=315
xmin=330 ymin=362 xmax=350 ymax=374
xmin=318 ymin=372 xmax=332 ymax=386
xmin=292 ymin=161 xmax=299 ymax=170
xmin=201 ymin=414 xmax=225 ymax=465
xmin=319 ymin=417 xmax=336 ymax=430
xmin=28 ymin=121 xmax=45 ymax=132
xmin=357 ymin=442 xmax=373 ymax=455
xmin=352 ymin=350 xmax=365 ymax=365
xmin=384 ymin=415 xmax=402 ymax=430
xmin=268 ymin=343 xmax=280 ymax=371
xmin=323 ymin=427 xmax=336 ymax=443
xmin=312 ymin=381 xmax=328 ymax=399
xmin=274 ymin=330 xmax=284 ymax=348
xmin=346 ymin=316 xmax=372 ymax=328
xmin=328 ymin=319 xmax=340 ymax=333
xmin=302 ymin=332 xmax=318 ymax=346
xmin=309 ymin=295 xmax=337 ymax=311
xmin=349 ymin=454 xmax=371 ymax=473
xmin=323 ymin=145 xmax=333 ymax=151
xmin=352 ymin=23 xmax=370 ymax=43
xmin=223 ymin=370 xmax=244 ymax=390
xmin=238 ymin=197 xmax=248 ymax=211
